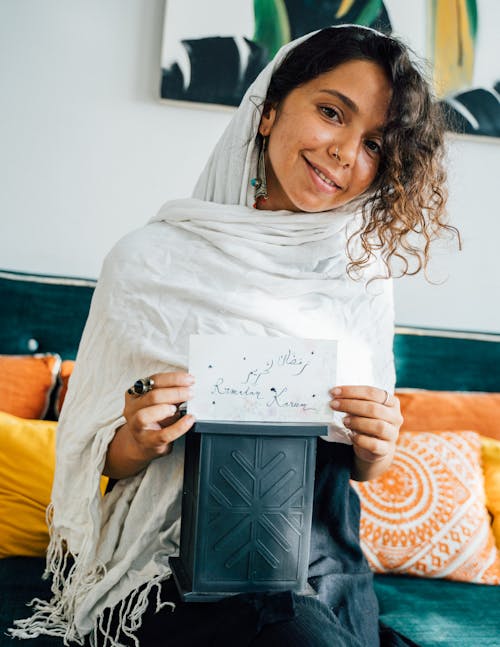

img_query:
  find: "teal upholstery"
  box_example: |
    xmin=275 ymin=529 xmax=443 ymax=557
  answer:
xmin=1 ymin=269 xmax=499 ymax=646
xmin=2 ymin=269 xmax=499 ymax=389
xmin=375 ymin=574 xmax=500 ymax=646
xmin=0 ymin=558 xmax=61 ymax=646
xmin=0 ymin=270 xmax=95 ymax=360
xmin=394 ymin=328 xmax=500 ymax=391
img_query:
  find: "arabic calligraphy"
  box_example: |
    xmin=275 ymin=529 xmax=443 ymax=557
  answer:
xmin=188 ymin=335 xmax=337 ymax=422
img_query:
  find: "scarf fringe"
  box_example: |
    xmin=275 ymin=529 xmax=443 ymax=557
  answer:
xmin=10 ymin=506 xmax=174 ymax=646
xmin=9 ymin=518 xmax=102 ymax=644
xmin=88 ymin=578 xmax=175 ymax=647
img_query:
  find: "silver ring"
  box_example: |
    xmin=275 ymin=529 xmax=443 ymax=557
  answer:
xmin=381 ymin=389 xmax=390 ymax=406
xmin=127 ymin=376 xmax=155 ymax=397
xmin=333 ymin=145 xmax=342 ymax=162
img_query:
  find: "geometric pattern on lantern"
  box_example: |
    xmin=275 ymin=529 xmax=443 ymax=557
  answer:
xmin=351 ymin=431 xmax=500 ymax=584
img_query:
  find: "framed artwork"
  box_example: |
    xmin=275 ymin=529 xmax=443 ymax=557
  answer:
xmin=160 ymin=0 xmax=500 ymax=138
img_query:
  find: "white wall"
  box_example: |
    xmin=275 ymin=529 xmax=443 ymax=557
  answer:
xmin=1 ymin=0 xmax=499 ymax=333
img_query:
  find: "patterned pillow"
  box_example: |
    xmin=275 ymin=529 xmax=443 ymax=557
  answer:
xmin=351 ymin=430 xmax=500 ymax=584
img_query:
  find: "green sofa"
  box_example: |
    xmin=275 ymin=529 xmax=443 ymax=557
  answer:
xmin=1 ymin=269 xmax=500 ymax=646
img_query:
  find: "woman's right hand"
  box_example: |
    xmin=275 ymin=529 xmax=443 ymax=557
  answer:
xmin=103 ymin=371 xmax=196 ymax=479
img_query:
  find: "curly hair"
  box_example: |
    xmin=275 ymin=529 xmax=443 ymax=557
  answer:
xmin=264 ymin=26 xmax=460 ymax=279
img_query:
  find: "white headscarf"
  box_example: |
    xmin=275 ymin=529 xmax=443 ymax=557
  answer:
xmin=12 ymin=26 xmax=395 ymax=646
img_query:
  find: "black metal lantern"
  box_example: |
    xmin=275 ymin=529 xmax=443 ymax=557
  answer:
xmin=170 ymin=420 xmax=326 ymax=601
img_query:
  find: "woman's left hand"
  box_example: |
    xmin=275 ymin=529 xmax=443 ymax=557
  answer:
xmin=329 ymin=385 xmax=403 ymax=477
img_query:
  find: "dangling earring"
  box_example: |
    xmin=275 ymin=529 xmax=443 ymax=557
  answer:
xmin=251 ymin=135 xmax=268 ymax=208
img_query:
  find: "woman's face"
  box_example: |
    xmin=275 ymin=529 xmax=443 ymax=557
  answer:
xmin=258 ymin=59 xmax=392 ymax=212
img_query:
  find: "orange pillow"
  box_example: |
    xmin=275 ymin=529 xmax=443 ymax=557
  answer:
xmin=351 ymin=430 xmax=500 ymax=584
xmin=0 ymin=354 xmax=61 ymax=419
xmin=55 ymin=359 xmax=75 ymax=417
xmin=397 ymin=390 xmax=500 ymax=441
xmin=481 ymin=436 xmax=500 ymax=549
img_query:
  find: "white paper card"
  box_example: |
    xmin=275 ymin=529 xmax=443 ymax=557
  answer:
xmin=188 ymin=335 xmax=337 ymax=423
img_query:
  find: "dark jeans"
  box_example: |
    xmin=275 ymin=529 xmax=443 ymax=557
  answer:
xmin=93 ymin=579 xmax=366 ymax=647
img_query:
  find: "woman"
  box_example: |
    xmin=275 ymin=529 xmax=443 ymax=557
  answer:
xmin=13 ymin=26 xmax=454 ymax=647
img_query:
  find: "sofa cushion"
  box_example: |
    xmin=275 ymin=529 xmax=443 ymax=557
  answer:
xmin=0 ymin=270 xmax=95 ymax=360
xmin=0 ymin=412 xmax=108 ymax=558
xmin=0 ymin=354 xmax=61 ymax=420
xmin=375 ymin=574 xmax=500 ymax=646
xmin=0 ymin=413 xmax=57 ymax=558
xmin=0 ymin=557 xmax=64 ymax=646
xmin=351 ymin=430 xmax=500 ymax=584
xmin=397 ymin=389 xmax=500 ymax=441
xmin=393 ymin=329 xmax=500 ymax=392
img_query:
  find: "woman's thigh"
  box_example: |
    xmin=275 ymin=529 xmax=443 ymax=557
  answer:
xmin=132 ymin=582 xmax=364 ymax=647
xmin=246 ymin=594 xmax=364 ymax=647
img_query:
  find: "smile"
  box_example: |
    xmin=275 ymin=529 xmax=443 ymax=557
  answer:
xmin=312 ymin=165 xmax=338 ymax=188
xmin=304 ymin=157 xmax=343 ymax=192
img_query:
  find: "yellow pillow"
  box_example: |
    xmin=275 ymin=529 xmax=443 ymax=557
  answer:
xmin=481 ymin=436 xmax=500 ymax=549
xmin=351 ymin=430 xmax=500 ymax=584
xmin=0 ymin=411 xmax=108 ymax=558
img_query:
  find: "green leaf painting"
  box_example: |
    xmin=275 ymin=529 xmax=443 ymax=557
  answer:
xmin=428 ymin=0 xmax=478 ymax=96
xmin=161 ymin=0 xmax=499 ymax=136
xmin=253 ymin=0 xmax=291 ymax=58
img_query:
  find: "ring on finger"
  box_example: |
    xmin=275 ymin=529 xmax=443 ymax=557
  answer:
xmin=127 ymin=376 xmax=155 ymax=397
xmin=381 ymin=389 xmax=390 ymax=406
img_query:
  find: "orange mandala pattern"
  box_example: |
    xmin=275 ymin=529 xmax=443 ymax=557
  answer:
xmin=351 ymin=431 xmax=500 ymax=584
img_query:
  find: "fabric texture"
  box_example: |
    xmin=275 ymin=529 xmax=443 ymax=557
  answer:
xmin=0 ymin=558 xmax=58 ymax=647
xmin=0 ymin=412 xmax=108 ymax=559
xmin=308 ymin=441 xmax=379 ymax=646
xmin=0 ymin=270 xmax=95 ymax=360
xmin=89 ymin=581 xmax=367 ymax=647
xmin=481 ymin=436 xmax=500 ymax=548
xmin=0 ymin=353 xmax=60 ymax=419
xmin=397 ymin=389 xmax=500 ymax=441
xmin=352 ymin=430 xmax=500 ymax=584
xmin=375 ymin=574 xmax=500 ymax=647
xmin=0 ymin=412 xmax=57 ymax=558
xmin=11 ymin=28 xmax=395 ymax=645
